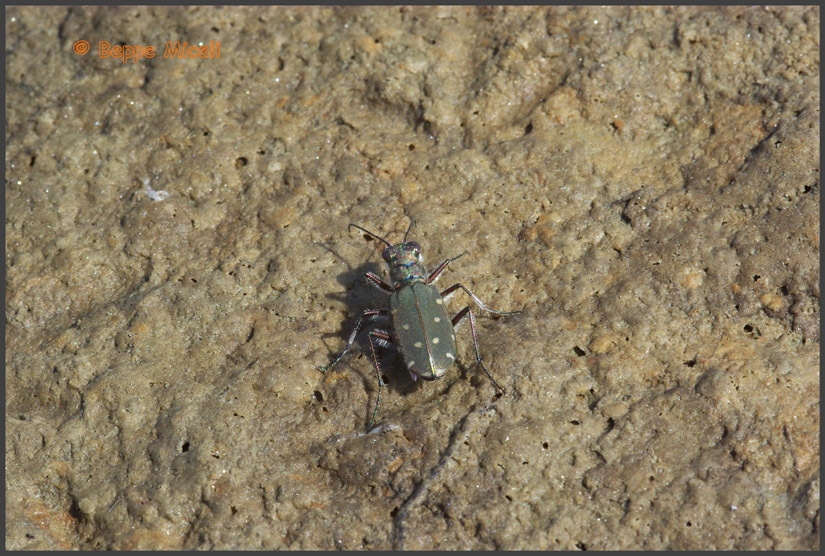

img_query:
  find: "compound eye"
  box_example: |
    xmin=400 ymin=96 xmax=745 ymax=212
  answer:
xmin=381 ymin=246 xmax=392 ymax=260
xmin=409 ymin=242 xmax=421 ymax=253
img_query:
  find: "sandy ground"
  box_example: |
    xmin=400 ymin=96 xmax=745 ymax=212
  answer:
xmin=5 ymin=6 xmax=819 ymax=550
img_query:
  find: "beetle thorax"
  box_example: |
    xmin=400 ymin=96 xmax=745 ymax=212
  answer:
xmin=382 ymin=242 xmax=426 ymax=287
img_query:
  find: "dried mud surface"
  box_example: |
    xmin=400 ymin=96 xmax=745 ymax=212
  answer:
xmin=5 ymin=6 xmax=819 ymax=550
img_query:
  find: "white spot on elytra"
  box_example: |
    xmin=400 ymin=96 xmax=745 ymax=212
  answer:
xmin=414 ymin=341 xmax=423 ymax=348
xmin=407 ymin=360 xmax=416 ymax=368
xmin=402 ymin=324 xmax=411 ymax=330
xmin=436 ymin=297 xmax=443 ymax=304
xmin=433 ymin=337 xmax=440 ymax=344
xmin=433 ymin=316 xmax=441 ymax=322
xmin=445 ymin=352 xmax=455 ymax=360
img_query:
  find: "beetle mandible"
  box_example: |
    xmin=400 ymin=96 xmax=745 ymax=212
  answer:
xmin=320 ymin=220 xmax=520 ymax=430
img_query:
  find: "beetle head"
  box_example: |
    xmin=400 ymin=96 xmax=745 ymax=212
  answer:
xmin=381 ymin=241 xmax=421 ymax=263
xmin=383 ymin=242 xmax=425 ymax=285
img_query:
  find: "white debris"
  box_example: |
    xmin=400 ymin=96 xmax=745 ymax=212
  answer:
xmin=142 ymin=177 xmax=169 ymax=201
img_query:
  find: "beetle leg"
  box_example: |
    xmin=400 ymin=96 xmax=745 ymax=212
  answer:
xmin=451 ymin=306 xmax=468 ymax=329
xmin=364 ymin=272 xmax=394 ymax=293
xmin=367 ymin=329 xmax=392 ymax=430
xmin=425 ymin=251 xmax=469 ymax=284
xmin=320 ymin=309 xmax=389 ymax=373
xmin=452 ymin=307 xmax=506 ymax=393
xmin=440 ymin=283 xmax=521 ymax=315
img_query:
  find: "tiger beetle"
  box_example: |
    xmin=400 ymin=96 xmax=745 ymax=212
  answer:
xmin=319 ymin=220 xmax=520 ymax=430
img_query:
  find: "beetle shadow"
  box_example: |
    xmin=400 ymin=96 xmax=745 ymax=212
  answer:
xmin=316 ymin=241 xmax=422 ymax=399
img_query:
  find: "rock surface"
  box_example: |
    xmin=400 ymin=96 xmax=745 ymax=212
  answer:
xmin=5 ymin=6 xmax=819 ymax=550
